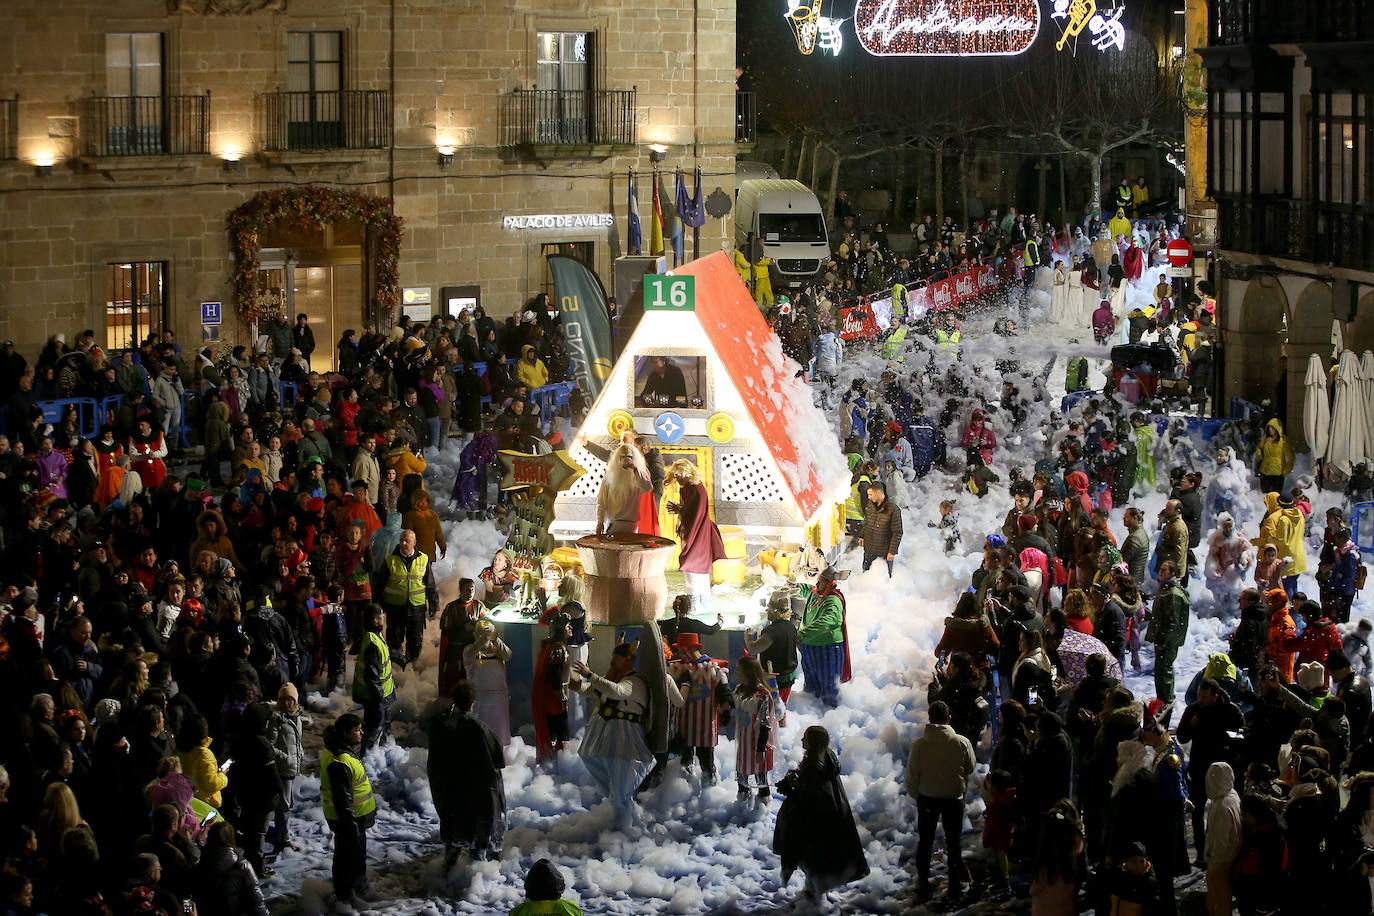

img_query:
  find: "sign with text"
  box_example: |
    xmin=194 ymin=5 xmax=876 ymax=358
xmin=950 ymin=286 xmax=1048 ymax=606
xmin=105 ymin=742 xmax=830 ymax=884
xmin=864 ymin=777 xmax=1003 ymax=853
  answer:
xmin=497 ymin=449 xmax=585 ymax=573
xmin=502 ymin=213 xmax=615 ymax=231
xmin=200 ymin=301 xmax=222 ymax=326
xmin=854 ymin=0 xmax=1042 ymax=57
xmin=644 ymin=274 xmax=696 ymax=311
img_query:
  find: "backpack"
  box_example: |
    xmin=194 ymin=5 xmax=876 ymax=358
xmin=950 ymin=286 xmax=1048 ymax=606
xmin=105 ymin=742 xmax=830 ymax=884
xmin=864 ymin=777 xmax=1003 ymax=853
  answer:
xmin=1066 ymin=357 xmax=1089 ymax=393
xmin=1357 ymin=563 xmax=1368 ymax=592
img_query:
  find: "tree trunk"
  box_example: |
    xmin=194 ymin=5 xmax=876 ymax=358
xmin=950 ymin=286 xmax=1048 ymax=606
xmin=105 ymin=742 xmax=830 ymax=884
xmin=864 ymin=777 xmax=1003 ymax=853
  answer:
xmin=796 ymin=135 xmax=811 ymax=181
xmin=781 ymin=134 xmax=794 ymax=178
xmin=1090 ymin=155 xmax=1103 ymax=217
xmin=933 ymin=143 xmax=945 ymax=227
xmin=811 ymin=143 xmax=821 ymax=190
xmin=960 ymin=144 xmax=970 ymax=230
xmin=1036 ymin=156 xmax=1048 ymax=221
xmin=826 ymin=150 xmax=842 ymax=220
xmin=1058 ymin=155 xmax=1068 ymax=229
xmin=892 ymin=149 xmax=906 ymax=227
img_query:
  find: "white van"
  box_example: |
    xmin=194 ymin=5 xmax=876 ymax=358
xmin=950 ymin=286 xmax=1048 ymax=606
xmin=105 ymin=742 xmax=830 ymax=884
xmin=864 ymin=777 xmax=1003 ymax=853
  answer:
xmin=734 ymin=160 xmax=780 ymax=189
xmin=735 ymin=178 xmax=829 ymax=284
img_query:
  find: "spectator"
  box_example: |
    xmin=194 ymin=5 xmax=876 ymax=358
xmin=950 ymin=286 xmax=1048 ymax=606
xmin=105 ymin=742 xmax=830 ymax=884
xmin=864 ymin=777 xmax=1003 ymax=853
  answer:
xmin=905 ymin=701 xmax=976 ymax=902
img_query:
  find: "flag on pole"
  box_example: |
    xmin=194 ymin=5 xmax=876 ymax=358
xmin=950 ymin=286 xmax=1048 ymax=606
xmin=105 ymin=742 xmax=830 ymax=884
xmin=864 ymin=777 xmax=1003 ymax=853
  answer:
xmin=682 ymin=167 xmax=706 ymax=228
xmin=627 ymin=171 xmax=642 ymax=255
xmin=671 ymin=170 xmax=687 ymax=263
xmin=650 ymin=172 xmax=664 ymax=256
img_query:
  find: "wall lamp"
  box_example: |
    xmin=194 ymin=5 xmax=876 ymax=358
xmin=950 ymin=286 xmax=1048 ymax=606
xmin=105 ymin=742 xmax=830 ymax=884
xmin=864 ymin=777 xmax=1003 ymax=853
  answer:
xmin=33 ymin=156 xmax=54 ymax=177
xmin=649 ymin=143 xmax=668 ymax=164
xmin=221 ymin=151 xmax=242 ymax=172
xmin=438 ymin=145 xmax=455 ymax=167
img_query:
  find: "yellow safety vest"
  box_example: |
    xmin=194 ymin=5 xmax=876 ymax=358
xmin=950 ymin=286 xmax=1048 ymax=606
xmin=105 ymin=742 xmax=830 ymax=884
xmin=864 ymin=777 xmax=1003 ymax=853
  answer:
xmin=846 ymin=474 xmax=870 ymax=522
xmin=320 ymin=748 xmax=376 ymax=822
xmin=935 ymin=328 xmax=961 ymax=350
xmin=881 ymin=326 xmax=908 ymax=362
xmin=383 ymin=552 xmax=429 ymax=607
xmin=352 ymin=630 xmax=396 ymax=701
xmin=1023 ymin=240 xmax=1039 ymax=267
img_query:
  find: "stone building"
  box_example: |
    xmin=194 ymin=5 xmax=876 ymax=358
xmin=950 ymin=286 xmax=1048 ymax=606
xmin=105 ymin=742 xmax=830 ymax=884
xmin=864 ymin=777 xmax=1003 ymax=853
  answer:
xmin=0 ymin=0 xmax=738 ymax=369
xmin=1200 ymin=1 xmax=1374 ymax=447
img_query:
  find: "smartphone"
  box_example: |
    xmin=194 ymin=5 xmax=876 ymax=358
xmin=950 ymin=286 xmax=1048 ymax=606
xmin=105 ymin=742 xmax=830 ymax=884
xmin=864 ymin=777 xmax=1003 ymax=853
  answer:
xmin=1028 ymin=687 xmax=1039 ymax=705
xmin=218 ymin=758 xmax=233 ymax=772
xmin=183 ymin=900 xmax=194 ymax=915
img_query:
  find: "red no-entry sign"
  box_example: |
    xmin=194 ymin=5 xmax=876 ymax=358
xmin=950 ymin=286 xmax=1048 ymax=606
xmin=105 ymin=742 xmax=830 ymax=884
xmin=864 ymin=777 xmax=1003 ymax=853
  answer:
xmin=1167 ymin=238 xmax=1193 ymax=267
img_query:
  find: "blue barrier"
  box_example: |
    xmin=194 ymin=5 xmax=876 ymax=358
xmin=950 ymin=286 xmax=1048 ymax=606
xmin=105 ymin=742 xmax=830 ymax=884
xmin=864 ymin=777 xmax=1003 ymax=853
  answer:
xmin=35 ymin=398 xmax=100 ymax=439
xmin=1353 ymin=502 xmax=1374 ymax=554
xmin=530 ymin=381 xmax=576 ymax=433
xmin=278 ymin=381 xmax=300 ymax=411
xmin=1229 ymin=397 xmax=1263 ymax=422
xmin=1061 ymin=390 xmax=1097 ymax=414
xmin=101 ymin=395 xmax=123 ymax=428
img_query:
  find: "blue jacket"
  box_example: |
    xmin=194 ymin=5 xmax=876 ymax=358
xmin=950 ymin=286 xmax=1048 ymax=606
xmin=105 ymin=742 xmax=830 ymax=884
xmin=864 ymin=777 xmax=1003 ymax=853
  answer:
xmin=1330 ymin=543 xmax=1363 ymax=596
xmin=52 ymin=641 xmax=103 ymax=709
xmin=909 ymin=416 xmax=946 ymax=472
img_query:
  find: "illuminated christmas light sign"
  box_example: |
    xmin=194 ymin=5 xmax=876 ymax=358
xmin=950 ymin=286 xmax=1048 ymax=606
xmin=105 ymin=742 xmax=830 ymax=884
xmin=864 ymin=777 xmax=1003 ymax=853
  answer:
xmin=853 ymin=0 xmax=1041 ymax=57
xmin=785 ymin=0 xmax=846 ymax=56
xmin=1051 ymin=0 xmax=1127 ymax=54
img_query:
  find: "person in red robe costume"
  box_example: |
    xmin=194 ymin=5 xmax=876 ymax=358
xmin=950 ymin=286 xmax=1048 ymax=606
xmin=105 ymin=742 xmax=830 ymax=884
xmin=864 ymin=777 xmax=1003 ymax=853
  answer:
xmin=1122 ymin=238 xmax=1145 ymax=281
xmin=666 ymin=458 xmax=725 ymax=614
xmin=634 ymin=435 xmax=663 ymax=537
xmin=128 ymin=417 xmax=168 ymax=488
xmin=531 ymin=611 xmax=580 ymax=764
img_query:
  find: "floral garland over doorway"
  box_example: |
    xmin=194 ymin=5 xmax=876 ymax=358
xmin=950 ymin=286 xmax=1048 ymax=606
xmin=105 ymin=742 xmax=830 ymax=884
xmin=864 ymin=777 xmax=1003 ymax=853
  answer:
xmin=228 ymin=185 xmax=403 ymax=324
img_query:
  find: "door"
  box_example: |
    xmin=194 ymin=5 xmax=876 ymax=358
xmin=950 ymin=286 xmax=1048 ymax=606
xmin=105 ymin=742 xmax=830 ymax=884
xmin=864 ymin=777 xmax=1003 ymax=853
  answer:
xmin=292 ymin=263 xmax=362 ymax=373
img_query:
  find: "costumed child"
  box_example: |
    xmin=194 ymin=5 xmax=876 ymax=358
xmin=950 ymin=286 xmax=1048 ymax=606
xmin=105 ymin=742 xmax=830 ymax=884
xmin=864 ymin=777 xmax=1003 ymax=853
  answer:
xmin=541 ymin=574 xmax=593 ymax=733
xmin=668 ymin=632 xmax=731 ymax=786
xmin=733 ymin=654 xmax=777 ymax=807
xmin=930 ymin=499 xmax=962 ymax=554
xmin=463 ymin=620 xmax=512 ymax=747
xmin=773 ymin=725 xmax=869 ymax=904
xmin=531 ymin=612 xmax=579 ymax=764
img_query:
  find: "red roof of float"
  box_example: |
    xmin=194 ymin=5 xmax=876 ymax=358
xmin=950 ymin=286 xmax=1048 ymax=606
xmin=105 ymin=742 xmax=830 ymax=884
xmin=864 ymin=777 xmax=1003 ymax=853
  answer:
xmin=671 ymin=251 xmax=831 ymax=521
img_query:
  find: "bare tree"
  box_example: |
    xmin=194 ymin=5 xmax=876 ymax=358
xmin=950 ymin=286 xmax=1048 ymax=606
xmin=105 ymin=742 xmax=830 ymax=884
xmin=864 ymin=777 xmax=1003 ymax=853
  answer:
xmin=1003 ymin=37 xmax=1183 ymax=217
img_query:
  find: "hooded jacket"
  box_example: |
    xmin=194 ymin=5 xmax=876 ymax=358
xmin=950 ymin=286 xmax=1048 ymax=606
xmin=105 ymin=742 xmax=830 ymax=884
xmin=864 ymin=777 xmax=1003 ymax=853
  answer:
xmin=1204 ymin=762 xmax=1241 ymax=869
xmin=189 ymin=508 xmax=240 ymax=568
xmin=1257 ymin=492 xmax=1307 ymax=575
xmin=1267 ymin=602 xmax=1298 ymax=682
xmin=516 ymin=345 xmax=549 ymax=390
xmin=1255 ymin=419 xmax=1295 ymax=477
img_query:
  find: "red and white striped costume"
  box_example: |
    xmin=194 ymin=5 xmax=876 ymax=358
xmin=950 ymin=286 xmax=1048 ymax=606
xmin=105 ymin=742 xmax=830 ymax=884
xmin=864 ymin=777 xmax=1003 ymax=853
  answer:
xmin=734 ymin=685 xmax=776 ymax=777
xmin=670 ymin=656 xmax=727 ymax=748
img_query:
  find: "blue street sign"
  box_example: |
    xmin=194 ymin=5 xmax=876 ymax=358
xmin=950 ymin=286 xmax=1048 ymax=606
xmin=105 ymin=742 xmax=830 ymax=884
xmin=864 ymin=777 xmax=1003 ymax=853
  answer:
xmin=201 ymin=301 xmax=222 ymax=326
xmin=654 ymin=411 xmax=685 ymax=444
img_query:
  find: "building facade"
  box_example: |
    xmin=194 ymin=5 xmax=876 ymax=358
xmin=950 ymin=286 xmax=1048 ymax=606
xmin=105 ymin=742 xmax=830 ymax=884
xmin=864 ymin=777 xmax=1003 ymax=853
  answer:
xmin=0 ymin=0 xmax=737 ymax=368
xmin=1200 ymin=1 xmax=1374 ymax=447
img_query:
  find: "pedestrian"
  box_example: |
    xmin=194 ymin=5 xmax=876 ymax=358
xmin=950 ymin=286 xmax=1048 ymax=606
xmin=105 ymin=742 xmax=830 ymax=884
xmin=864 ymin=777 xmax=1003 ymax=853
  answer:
xmin=1203 ymin=762 xmax=1241 ymax=916
xmin=905 ymin=701 xmax=976 ymax=902
xmin=774 ymin=725 xmax=869 ymax=904
xmin=380 ymin=528 xmax=438 ymax=664
xmin=321 ymin=713 xmax=375 ymax=906
xmin=1254 ymin=418 xmax=1294 ymax=495
xmin=1263 ymin=588 xmax=1297 ymax=683
xmin=858 ymin=480 xmax=902 ymax=576
xmin=509 ymin=858 xmax=583 ymax=916
xmin=353 ymin=603 xmax=397 ymax=751
xmin=266 ymin=683 xmax=305 ymax=856
xmin=1147 ymin=560 xmax=1191 ymax=704
xmin=667 ymin=632 xmax=729 ymax=787
xmin=425 ymin=680 xmax=506 ymax=866
xmin=733 ymin=655 xmax=777 ymax=807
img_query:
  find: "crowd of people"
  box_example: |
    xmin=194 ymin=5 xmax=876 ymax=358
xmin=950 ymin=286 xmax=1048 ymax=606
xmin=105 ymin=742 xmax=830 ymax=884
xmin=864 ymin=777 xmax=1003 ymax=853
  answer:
xmin=0 ymin=305 xmax=591 ymax=914
xmin=804 ymin=190 xmax=1374 ymax=912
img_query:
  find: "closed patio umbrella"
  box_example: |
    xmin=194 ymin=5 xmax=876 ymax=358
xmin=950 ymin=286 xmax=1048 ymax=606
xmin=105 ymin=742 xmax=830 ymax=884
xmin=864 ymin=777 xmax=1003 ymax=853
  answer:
xmin=1304 ymin=352 xmax=1329 ymax=461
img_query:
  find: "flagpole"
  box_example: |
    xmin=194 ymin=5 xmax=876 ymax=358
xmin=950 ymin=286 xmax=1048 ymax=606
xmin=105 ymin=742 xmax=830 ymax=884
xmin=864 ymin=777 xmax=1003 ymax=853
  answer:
xmin=692 ymin=167 xmax=701 ymax=261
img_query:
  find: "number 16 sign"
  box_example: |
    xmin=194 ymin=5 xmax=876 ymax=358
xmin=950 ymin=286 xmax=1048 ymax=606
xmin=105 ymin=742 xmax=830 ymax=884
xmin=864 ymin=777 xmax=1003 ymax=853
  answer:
xmin=643 ymin=274 xmax=695 ymax=312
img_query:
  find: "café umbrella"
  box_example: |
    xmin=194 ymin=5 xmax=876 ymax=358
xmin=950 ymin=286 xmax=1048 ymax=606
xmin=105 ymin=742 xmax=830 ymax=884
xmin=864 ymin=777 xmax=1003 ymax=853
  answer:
xmin=1304 ymin=352 xmax=1329 ymax=461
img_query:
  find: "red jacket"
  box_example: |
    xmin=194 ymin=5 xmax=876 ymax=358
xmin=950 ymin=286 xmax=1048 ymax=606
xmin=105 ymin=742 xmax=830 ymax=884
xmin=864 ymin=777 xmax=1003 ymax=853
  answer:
xmin=337 ymin=399 xmax=361 ymax=447
xmin=1291 ymin=617 xmax=1343 ymax=683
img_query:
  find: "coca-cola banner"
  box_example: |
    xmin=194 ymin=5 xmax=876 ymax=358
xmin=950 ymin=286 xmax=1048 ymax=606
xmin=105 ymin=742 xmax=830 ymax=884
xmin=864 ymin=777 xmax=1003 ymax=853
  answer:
xmin=840 ymin=302 xmax=882 ymax=340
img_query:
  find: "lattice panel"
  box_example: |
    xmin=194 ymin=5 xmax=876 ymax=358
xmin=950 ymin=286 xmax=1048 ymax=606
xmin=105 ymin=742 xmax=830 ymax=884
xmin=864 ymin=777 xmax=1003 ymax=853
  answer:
xmin=717 ymin=452 xmax=787 ymax=503
xmin=566 ymin=445 xmax=607 ymax=499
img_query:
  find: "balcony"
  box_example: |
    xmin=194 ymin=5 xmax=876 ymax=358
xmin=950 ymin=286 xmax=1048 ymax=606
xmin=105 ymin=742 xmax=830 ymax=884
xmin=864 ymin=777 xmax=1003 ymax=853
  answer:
xmin=736 ymin=91 xmax=757 ymax=145
xmin=263 ymin=90 xmax=391 ymax=152
xmin=78 ymin=94 xmax=210 ymax=158
xmin=499 ymin=88 xmax=636 ymax=159
xmin=1217 ymin=197 xmax=1374 ymax=271
xmin=1212 ymin=0 xmax=1371 ymax=46
xmin=0 ymin=95 xmax=15 ymax=160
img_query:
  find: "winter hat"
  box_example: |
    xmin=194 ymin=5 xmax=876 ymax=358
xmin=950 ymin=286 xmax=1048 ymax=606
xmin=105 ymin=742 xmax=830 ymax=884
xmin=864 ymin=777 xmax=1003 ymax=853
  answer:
xmin=1216 ymin=512 xmax=1234 ymax=527
xmin=1296 ymin=662 xmax=1326 ymax=693
xmin=1360 ymin=620 xmax=1373 ymax=634
xmin=524 ymin=858 xmax=566 ymax=902
xmin=985 ymin=534 xmax=1007 ymax=549
xmin=305 ymin=497 xmax=325 ymax=513
xmin=91 ymin=698 xmax=121 ymax=725
xmin=13 ymin=587 xmax=38 ymax=613
xmin=1017 ymin=514 xmax=1038 ymax=533
xmin=277 ymin=683 xmax=299 ymax=703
